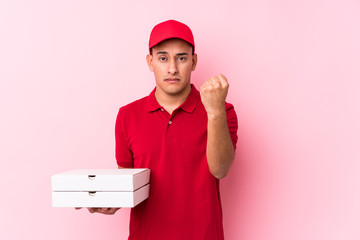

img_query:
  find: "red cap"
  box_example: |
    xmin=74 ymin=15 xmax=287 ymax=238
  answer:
xmin=149 ymin=20 xmax=195 ymax=53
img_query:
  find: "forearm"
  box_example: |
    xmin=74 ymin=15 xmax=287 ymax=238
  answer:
xmin=206 ymin=109 xmax=235 ymax=179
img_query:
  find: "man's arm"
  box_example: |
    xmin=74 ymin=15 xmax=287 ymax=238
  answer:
xmin=200 ymin=74 xmax=235 ymax=179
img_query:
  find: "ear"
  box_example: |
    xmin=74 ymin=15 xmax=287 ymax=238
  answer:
xmin=191 ymin=53 xmax=198 ymax=71
xmin=146 ymin=54 xmax=154 ymax=72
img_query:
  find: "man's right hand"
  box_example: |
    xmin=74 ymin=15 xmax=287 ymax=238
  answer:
xmin=75 ymin=207 xmax=120 ymax=215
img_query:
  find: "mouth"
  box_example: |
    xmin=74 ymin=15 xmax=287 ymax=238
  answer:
xmin=165 ymin=78 xmax=180 ymax=83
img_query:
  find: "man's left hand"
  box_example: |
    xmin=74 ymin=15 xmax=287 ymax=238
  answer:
xmin=200 ymin=74 xmax=229 ymax=119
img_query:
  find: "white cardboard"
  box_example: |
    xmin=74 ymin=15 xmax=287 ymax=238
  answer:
xmin=52 ymin=169 xmax=150 ymax=191
xmin=52 ymin=184 xmax=150 ymax=208
xmin=51 ymin=168 xmax=150 ymax=208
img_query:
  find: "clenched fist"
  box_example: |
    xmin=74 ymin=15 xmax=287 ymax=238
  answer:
xmin=200 ymin=74 xmax=229 ymax=119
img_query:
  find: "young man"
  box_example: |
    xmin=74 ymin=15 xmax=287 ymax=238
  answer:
xmin=84 ymin=20 xmax=238 ymax=239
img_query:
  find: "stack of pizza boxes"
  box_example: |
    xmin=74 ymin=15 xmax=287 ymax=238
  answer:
xmin=52 ymin=169 xmax=150 ymax=208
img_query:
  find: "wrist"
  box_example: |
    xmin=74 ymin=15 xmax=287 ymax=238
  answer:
xmin=207 ymin=108 xmax=226 ymax=121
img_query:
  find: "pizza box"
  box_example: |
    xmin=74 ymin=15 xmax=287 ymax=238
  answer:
xmin=52 ymin=168 xmax=150 ymax=208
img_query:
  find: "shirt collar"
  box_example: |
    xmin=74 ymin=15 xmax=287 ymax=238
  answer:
xmin=146 ymin=87 xmax=160 ymax=112
xmin=146 ymin=84 xmax=200 ymax=113
xmin=180 ymin=84 xmax=200 ymax=113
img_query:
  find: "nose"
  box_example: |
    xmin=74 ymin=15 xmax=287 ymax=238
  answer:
xmin=168 ymin=59 xmax=178 ymax=75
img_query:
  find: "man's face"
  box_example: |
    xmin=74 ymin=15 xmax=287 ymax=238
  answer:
xmin=146 ymin=38 xmax=197 ymax=98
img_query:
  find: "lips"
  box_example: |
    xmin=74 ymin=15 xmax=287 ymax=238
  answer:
xmin=165 ymin=78 xmax=180 ymax=83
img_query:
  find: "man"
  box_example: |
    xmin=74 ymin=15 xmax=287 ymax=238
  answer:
xmin=81 ymin=20 xmax=238 ymax=240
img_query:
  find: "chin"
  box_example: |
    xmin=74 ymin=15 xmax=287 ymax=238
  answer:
xmin=169 ymin=84 xmax=189 ymax=93
xmin=165 ymin=89 xmax=183 ymax=96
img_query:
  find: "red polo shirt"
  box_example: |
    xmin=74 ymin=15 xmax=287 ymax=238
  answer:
xmin=115 ymin=85 xmax=238 ymax=240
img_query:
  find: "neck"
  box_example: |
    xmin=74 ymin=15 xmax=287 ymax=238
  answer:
xmin=155 ymin=84 xmax=192 ymax=114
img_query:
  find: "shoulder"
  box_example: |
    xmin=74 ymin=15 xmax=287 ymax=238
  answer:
xmin=118 ymin=96 xmax=148 ymax=114
xmin=116 ymin=96 xmax=149 ymax=126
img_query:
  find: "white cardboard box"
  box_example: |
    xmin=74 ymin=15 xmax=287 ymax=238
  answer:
xmin=52 ymin=169 xmax=150 ymax=208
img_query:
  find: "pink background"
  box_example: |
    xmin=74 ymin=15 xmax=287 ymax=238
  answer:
xmin=1 ymin=0 xmax=360 ymax=239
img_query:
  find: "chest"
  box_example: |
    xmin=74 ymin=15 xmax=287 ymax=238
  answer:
xmin=125 ymin=106 xmax=208 ymax=162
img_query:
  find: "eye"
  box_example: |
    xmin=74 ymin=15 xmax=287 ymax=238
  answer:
xmin=178 ymin=56 xmax=186 ymax=61
xmin=159 ymin=56 xmax=167 ymax=61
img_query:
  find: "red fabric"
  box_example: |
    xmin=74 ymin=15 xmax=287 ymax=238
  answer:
xmin=115 ymin=85 xmax=238 ymax=240
xmin=148 ymin=19 xmax=195 ymax=53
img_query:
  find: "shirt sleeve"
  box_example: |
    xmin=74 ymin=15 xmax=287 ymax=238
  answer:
xmin=225 ymin=102 xmax=238 ymax=150
xmin=115 ymin=108 xmax=134 ymax=168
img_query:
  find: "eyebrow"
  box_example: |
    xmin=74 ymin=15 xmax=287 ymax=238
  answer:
xmin=156 ymin=51 xmax=168 ymax=55
xmin=156 ymin=51 xmax=189 ymax=56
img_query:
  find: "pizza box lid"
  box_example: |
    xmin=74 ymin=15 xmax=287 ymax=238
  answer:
xmin=52 ymin=168 xmax=150 ymax=192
